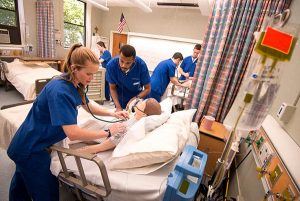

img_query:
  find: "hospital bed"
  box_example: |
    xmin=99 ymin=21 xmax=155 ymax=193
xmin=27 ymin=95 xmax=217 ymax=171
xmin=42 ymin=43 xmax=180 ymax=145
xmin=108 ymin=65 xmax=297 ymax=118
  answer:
xmin=164 ymin=80 xmax=192 ymax=111
xmin=0 ymin=99 xmax=202 ymax=201
xmin=0 ymin=58 xmax=61 ymax=100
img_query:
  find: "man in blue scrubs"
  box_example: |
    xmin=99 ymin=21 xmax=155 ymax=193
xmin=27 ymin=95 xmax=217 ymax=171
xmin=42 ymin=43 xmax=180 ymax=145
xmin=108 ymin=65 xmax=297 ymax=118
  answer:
xmin=178 ymin=44 xmax=201 ymax=80
xmin=106 ymin=45 xmax=151 ymax=111
xmin=150 ymin=52 xmax=184 ymax=102
xmin=7 ymin=44 xmax=128 ymax=201
xmin=97 ymin=41 xmax=112 ymax=101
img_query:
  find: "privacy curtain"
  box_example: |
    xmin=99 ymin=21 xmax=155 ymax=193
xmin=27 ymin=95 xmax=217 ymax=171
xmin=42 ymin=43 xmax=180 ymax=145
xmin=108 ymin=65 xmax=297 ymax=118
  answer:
xmin=186 ymin=0 xmax=292 ymax=123
xmin=36 ymin=0 xmax=55 ymax=58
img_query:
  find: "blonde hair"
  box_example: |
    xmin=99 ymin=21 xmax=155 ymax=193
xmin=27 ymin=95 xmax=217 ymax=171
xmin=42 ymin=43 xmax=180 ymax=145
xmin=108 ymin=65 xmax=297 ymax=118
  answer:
xmin=62 ymin=43 xmax=99 ymax=103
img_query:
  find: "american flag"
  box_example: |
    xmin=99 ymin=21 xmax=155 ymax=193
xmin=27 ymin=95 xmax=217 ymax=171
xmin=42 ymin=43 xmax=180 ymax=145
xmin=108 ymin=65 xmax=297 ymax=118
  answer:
xmin=117 ymin=13 xmax=126 ymax=33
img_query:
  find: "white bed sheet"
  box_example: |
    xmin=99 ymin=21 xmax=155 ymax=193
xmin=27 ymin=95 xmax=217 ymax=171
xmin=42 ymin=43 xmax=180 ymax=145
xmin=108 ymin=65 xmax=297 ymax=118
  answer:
xmin=0 ymin=103 xmax=199 ymax=201
xmin=5 ymin=59 xmax=61 ymax=100
xmin=62 ymin=132 xmax=198 ymax=201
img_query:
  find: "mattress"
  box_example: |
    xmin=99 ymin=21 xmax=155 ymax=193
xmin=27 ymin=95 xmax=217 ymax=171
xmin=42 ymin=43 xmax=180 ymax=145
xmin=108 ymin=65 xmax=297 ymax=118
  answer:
xmin=4 ymin=59 xmax=61 ymax=100
xmin=0 ymin=102 xmax=200 ymax=201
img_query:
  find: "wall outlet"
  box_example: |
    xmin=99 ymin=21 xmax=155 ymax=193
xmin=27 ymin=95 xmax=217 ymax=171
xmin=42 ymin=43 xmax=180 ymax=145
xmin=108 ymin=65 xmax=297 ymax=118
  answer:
xmin=277 ymin=103 xmax=296 ymax=123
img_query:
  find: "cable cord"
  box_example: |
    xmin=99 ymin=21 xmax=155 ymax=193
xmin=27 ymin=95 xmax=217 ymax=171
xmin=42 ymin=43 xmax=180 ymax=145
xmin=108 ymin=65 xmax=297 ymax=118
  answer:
xmin=235 ymin=149 xmax=252 ymax=170
xmin=84 ymin=86 xmax=124 ymax=123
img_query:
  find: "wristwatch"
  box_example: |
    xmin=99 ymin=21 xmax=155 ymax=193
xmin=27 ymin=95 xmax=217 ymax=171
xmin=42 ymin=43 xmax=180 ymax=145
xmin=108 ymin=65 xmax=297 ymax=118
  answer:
xmin=105 ymin=129 xmax=111 ymax=138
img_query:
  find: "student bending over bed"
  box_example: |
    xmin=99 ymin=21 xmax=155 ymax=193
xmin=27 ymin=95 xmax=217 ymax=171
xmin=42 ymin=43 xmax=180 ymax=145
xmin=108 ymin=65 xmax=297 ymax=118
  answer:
xmin=79 ymin=98 xmax=162 ymax=154
xmin=6 ymin=43 xmax=128 ymax=201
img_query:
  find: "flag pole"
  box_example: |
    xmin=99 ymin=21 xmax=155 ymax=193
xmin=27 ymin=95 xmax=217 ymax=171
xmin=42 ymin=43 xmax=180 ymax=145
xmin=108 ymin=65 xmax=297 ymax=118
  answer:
xmin=122 ymin=12 xmax=130 ymax=32
xmin=125 ymin=21 xmax=131 ymax=32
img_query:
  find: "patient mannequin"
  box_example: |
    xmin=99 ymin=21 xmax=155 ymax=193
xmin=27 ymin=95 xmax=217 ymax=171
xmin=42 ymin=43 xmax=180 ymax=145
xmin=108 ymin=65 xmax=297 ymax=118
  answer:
xmin=79 ymin=98 xmax=162 ymax=154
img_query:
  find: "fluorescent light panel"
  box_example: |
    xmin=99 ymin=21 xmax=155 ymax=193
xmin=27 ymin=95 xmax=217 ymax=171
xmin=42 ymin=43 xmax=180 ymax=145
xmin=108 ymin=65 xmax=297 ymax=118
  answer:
xmin=86 ymin=0 xmax=109 ymax=11
xmin=128 ymin=0 xmax=152 ymax=13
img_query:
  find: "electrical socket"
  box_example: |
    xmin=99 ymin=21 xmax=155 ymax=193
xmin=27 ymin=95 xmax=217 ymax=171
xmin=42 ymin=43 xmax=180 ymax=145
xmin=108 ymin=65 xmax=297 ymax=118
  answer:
xmin=277 ymin=102 xmax=296 ymax=123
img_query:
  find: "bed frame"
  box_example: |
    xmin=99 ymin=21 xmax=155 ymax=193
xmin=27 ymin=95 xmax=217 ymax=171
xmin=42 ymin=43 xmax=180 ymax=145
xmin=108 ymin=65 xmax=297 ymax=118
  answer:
xmin=0 ymin=58 xmax=12 ymax=90
xmin=0 ymin=100 xmax=202 ymax=201
xmin=51 ymin=145 xmax=111 ymax=201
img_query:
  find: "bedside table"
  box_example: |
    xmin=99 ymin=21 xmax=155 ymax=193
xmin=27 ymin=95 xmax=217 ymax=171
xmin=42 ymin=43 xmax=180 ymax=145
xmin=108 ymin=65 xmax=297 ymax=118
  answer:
xmin=198 ymin=121 xmax=230 ymax=176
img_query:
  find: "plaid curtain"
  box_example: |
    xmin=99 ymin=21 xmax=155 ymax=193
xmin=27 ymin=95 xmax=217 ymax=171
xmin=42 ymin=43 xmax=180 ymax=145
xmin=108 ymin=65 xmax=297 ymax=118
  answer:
xmin=36 ymin=0 xmax=55 ymax=58
xmin=186 ymin=0 xmax=292 ymax=124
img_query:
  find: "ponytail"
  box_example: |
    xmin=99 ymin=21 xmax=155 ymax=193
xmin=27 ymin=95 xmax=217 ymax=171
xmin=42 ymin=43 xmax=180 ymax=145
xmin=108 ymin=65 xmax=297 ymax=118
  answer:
xmin=61 ymin=43 xmax=99 ymax=104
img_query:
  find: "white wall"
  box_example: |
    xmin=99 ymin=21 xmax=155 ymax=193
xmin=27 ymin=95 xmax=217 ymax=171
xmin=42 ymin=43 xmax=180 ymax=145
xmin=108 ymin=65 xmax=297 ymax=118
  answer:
xmin=98 ymin=7 xmax=208 ymax=41
xmin=4 ymin=2 xmax=208 ymax=60
xmin=23 ymin=0 xmax=37 ymax=56
xmin=268 ymin=1 xmax=300 ymax=146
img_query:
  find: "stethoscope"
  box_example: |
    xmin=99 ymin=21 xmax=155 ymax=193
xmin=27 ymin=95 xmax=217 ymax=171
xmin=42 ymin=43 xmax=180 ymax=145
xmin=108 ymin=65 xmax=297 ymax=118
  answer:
xmin=84 ymin=85 xmax=125 ymax=123
xmin=56 ymin=74 xmax=124 ymax=123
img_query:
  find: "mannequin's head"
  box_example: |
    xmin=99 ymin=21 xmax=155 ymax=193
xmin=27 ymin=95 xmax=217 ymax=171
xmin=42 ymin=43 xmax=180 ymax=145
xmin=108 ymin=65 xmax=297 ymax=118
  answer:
xmin=134 ymin=98 xmax=161 ymax=120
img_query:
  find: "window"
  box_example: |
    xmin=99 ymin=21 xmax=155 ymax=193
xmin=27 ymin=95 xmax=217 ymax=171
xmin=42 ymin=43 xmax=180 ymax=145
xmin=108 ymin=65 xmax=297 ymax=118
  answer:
xmin=0 ymin=0 xmax=21 ymax=45
xmin=64 ymin=0 xmax=86 ymax=48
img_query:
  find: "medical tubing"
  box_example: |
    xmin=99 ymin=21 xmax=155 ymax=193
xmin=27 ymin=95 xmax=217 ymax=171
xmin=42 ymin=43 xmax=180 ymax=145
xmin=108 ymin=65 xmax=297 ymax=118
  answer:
xmin=235 ymin=149 xmax=252 ymax=170
xmin=293 ymin=91 xmax=300 ymax=106
xmin=55 ymin=75 xmax=124 ymax=123
xmin=211 ymin=102 xmax=247 ymax=191
xmin=84 ymin=86 xmax=124 ymax=123
xmin=85 ymin=99 xmax=124 ymax=123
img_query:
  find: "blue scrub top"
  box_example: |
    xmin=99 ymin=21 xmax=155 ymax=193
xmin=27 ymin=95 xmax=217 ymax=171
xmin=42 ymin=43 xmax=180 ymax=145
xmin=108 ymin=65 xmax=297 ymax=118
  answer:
xmin=7 ymin=79 xmax=83 ymax=162
xmin=100 ymin=50 xmax=112 ymax=68
xmin=150 ymin=59 xmax=176 ymax=97
xmin=106 ymin=56 xmax=150 ymax=108
xmin=179 ymin=56 xmax=198 ymax=80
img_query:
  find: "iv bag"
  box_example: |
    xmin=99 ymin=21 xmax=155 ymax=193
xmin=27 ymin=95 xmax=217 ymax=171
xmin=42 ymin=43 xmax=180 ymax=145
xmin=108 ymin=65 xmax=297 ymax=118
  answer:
xmin=237 ymin=62 xmax=280 ymax=131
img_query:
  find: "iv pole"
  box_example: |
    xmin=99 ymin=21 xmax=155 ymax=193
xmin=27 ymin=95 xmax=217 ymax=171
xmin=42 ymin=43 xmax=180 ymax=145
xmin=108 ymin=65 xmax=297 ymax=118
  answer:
xmin=206 ymin=9 xmax=293 ymax=199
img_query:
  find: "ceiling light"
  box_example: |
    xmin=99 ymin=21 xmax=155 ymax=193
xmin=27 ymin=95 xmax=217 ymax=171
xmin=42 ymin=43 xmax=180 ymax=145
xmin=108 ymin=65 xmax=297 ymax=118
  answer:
xmin=87 ymin=0 xmax=109 ymax=11
xmin=128 ymin=0 xmax=152 ymax=13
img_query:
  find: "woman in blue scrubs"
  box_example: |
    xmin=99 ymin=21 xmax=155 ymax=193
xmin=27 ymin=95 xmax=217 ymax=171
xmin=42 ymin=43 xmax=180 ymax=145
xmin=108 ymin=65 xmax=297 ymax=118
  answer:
xmin=7 ymin=43 xmax=128 ymax=201
xmin=178 ymin=44 xmax=201 ymax=80
xmin=150 ymin=52 xmax=184 ymax=102
xmin=106 ymin=45 xmax=151 ymax=111
xmin=97 ymin=41 xmax=112 ymax=101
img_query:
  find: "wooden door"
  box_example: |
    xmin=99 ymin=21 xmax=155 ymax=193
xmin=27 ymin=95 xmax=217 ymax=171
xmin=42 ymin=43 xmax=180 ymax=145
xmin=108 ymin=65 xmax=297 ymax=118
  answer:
xmin=112 ymin=33 xmax=128 ymax=57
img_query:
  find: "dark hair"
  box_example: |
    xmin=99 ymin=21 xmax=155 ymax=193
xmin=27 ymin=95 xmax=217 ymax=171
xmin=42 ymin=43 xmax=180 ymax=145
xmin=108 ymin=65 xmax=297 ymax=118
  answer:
xmin=172 ymin=52 xmax=183 ymax=60
xmin=97 ymin=41 xmax=106 ymax=48
xmin=120 ymin=44 xmax=136 ymax=58
xmin=194 ymin=44 xmax=201 ymax=50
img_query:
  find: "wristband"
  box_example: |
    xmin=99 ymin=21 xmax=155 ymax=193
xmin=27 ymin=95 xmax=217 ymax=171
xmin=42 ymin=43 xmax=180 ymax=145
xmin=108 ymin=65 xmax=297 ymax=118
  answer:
xmin=105 ymin=129 xmax=111 ymax=138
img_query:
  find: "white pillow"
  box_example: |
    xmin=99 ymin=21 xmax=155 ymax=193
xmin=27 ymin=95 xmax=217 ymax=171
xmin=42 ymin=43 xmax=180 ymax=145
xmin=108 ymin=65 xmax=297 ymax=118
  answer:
xmin=109 ymin=121 xmax=180 ymax=170
xmin=109 ymin=108 xmax=197 ymax=170
xmin=143 ymin=97 xmax=172 ymax=132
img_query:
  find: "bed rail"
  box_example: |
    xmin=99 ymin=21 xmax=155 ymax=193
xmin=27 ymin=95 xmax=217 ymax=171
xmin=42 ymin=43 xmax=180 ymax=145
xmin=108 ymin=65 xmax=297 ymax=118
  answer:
xmin=50 ymin=145 xmax=111 ymax=201
xmin=35 ymin=78 xmax=51 ymax=96
xmin=171 ymin=83 xmax=189 ymax=111
xmin=0 ymin=59 xmax=11 ymax=90
xmin=0 ymin=100 xmax=34 ymax=110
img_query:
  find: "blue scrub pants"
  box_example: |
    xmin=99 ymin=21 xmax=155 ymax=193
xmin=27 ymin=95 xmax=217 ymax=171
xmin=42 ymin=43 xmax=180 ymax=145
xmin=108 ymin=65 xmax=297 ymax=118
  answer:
xmin=9 ymin=151 xmax=59 ymax=201
xmin=105 ymin=79 xmax=110 ymax=101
